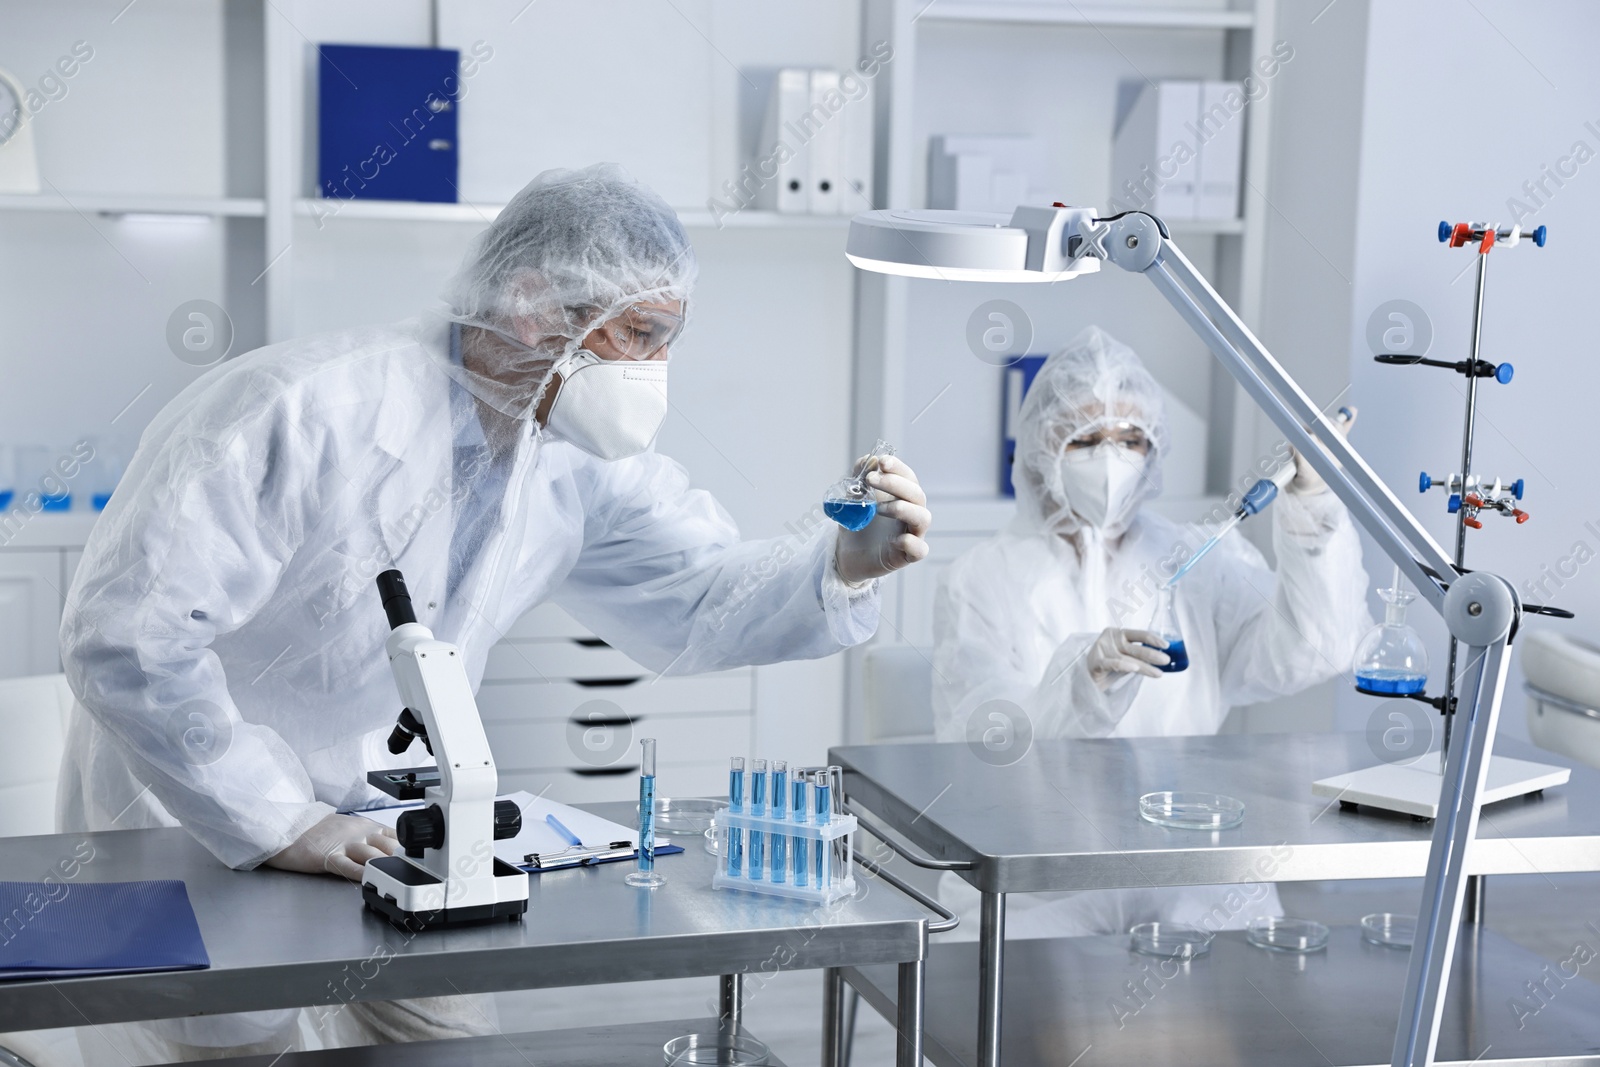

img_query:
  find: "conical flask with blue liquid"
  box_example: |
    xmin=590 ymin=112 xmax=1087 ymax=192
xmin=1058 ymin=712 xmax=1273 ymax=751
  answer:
xmin=1353 ymin=581 xmax=1428 ymax=695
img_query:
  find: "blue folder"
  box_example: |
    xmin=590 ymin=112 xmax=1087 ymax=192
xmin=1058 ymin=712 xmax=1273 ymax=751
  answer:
xmin=0 ymin=880 xmax=209 ymax=980
xmin=318 ymin=43 xmax=461 ymax=203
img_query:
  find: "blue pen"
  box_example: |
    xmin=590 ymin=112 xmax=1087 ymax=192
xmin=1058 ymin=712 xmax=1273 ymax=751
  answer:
xmin=546 ymin=813 xmax=583 ymax=847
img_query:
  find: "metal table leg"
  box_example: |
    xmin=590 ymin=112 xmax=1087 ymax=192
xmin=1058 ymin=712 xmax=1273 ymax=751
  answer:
xmin=718 ymin=973 xmax=742 ymax=1026
xmin=896 ymin=959 xmax=924 ymax=1067
xmin=1465 ymin=874 xmax=1485 ymax=923
xmin=822 ymin=967 xmax=845 ymax=1067
xmin=978 ymin=892 xmax=1005 ymax=1067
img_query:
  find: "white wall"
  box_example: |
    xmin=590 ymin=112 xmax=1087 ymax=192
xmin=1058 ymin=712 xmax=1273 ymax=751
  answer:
xmin=1332 ymin=0 xmax=1600 ymax=744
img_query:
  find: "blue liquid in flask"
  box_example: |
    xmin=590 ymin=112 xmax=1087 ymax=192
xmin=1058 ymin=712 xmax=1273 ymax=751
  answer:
xmin=825 ymin=498 xmax=876 ymax=531
xmin=1356 ymin=669 xmax=1427 ymax=695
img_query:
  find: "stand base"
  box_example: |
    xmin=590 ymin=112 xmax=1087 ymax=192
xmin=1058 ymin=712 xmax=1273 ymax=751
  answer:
xmin=1312 ymin=751 xmax=1570 ymax=818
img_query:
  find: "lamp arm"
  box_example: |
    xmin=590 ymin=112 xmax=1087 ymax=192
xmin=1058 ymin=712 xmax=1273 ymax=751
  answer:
xmin=1099 ymin=213 xmax=1457 ymax=609
xmin=1094 ymin=212 xmax=1520 ymax=1067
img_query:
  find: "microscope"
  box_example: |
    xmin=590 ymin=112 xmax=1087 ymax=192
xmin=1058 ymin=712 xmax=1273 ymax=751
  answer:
xmin=360 ymin=569 xmax=529 ymax=928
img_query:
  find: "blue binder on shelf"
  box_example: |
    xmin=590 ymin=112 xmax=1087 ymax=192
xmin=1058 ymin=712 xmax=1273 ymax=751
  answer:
xmin=1000 ymin=355 xmax=1048 ymax=497
xmin=0 ymin=880 xmax=209 ymax=980
xmin=318 ymin=43 xmax=460 ymax=204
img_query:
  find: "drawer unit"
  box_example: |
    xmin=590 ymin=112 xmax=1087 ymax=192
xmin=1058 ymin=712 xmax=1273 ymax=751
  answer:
xmin=499 ymin=760 xmax=731 ymax=805
xmin=486 ymin=710 xmax=751 ymax=776
xmin=477 ymin=674 xmax=753 ymax=722
xmin=484 ymin=639 xmax=652 ymax=683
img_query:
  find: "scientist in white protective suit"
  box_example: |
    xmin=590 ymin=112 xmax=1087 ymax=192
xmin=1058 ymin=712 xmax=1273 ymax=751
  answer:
xmin=55 ymin=164 xmax=931 ymax=1062
xmin=931 ymin=326 xmax=1369 ymax=940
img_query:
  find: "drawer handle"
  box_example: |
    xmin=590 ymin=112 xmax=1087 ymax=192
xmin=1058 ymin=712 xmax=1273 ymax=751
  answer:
xmin=573 ymin=637 xmax=611 ymax=649
xmin=571 ymin=765 xmax=637 ymax=778
xmin=574 ymin=677 xmax=644 ymax=688
xmin=570 ymin=715 xmax=635 ymax=728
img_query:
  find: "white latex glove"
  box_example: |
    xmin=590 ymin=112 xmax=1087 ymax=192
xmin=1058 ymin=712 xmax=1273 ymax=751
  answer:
xmin=1087 ymin=627 xmax=1170 ymax=690
xmin=265 ymin=812 xmax=399 ymax=881
xmin=836 ymin=454 xmax=932 ymax=584
xmin=1290 ymin=406 xmax=1357 ymax=495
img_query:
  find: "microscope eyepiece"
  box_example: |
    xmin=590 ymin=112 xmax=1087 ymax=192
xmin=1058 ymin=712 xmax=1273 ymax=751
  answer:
xmin=376 ymin=569 xmax=418 ymax=629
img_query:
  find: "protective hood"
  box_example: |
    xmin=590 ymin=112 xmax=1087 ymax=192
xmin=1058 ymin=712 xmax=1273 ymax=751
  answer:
xmin=439 ymin=162 xmax=697 ymax=423
xmin=1012 ymin=326 xmax=1168 ymax=539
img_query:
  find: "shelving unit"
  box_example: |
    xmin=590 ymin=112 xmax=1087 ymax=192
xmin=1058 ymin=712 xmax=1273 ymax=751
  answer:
xmin=844 ymin=0 xmax=1276 ymax=732
xmin=292 ymin=196 xmax=854 ymax=229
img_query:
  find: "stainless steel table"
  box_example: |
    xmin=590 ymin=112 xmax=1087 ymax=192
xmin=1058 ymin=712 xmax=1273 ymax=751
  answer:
xmin=832 ymin=734 xmax=1600 ymax=1067
xmin=184 ymin=1018 xmax=793 ymax=1066
xmin=844 ymin=926 xmax=1600 ymax=1067
xmin=0 ymin=802 xmax=937 ymax=1064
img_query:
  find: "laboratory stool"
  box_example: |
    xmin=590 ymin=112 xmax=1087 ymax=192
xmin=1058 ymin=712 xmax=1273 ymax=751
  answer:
xmin=1523 ymin=628 xmax=1600 ymax=770
xmin=0 ymin=673 xmax=76 ymax=837
xmin=861 ymin=644 xmax=936 ymax=744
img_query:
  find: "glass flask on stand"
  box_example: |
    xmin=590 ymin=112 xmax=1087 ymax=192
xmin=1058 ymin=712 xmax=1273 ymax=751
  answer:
xmin=1353 ymin=584 xmax=1429 ymax=695
xmin=1144 ymin=586 xmax=1189 ymax=672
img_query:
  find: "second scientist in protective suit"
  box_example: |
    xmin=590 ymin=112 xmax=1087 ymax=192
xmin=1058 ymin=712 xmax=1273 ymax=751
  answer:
xmin=56 ymin=165 xmax=931 ymax=1061
xmin=932 ymin=326 xmax=1369 ymax=939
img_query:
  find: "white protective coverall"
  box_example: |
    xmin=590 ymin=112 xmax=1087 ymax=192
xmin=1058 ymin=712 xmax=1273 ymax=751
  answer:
xmin=56 ymin=166 xmax=881 ymax=1059
xmin=933 ymin=327 xmax=1370 ymax=939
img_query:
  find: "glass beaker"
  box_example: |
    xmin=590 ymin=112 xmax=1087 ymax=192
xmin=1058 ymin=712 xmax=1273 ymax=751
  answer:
xmin=1353 ymin=585 xmax=1428 ymax=695
xmin=1143 ymin=586 xmax=1189 ymax=672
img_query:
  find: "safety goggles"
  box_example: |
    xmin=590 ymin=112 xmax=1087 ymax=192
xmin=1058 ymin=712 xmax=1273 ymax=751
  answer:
xmin=580 ymin=302 xmax=686 ymax=361
xmin=1062 ymin=420 xmax=1151 ymax=461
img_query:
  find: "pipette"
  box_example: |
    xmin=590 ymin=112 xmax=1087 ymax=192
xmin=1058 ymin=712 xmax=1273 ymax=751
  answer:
xmin=1164 ymin=407 xmax=1353 ymax=589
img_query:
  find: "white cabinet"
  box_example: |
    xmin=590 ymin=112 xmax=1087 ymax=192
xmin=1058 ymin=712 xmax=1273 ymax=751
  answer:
xmin=0 ymin=551 xmax=64 ymax=677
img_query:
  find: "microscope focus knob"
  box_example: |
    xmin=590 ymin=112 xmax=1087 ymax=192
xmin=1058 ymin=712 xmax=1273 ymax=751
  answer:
xmin=397 ymin=804 xmax=445 ymax=856
xmin=493 ymin=799 xmax=523 ymax=841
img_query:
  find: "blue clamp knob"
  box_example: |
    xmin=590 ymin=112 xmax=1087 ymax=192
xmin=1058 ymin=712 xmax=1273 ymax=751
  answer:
xmin=1532 ymin=224 xmax=1547 ymax=247
xmin=1438 ymin=220 xmax=1452 ymax=243
xmin=1495 ymin=362 xmax=1514 ymax=384
xmin=1512 ymin=478 xmax=1525 ymax=500
xmin=1447 ymin=494 xmax=1462 ymax=514
xmin=1418 ymin=472 xmax=1432 ymax=493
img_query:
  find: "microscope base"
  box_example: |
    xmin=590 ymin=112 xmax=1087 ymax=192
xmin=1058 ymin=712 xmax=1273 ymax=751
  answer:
xmin=362 ymin=855 xmax=529 ymax=930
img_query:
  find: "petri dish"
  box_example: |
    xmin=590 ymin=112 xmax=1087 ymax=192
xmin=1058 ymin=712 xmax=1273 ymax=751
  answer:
xmin=703 ymin=821 xmax=720 ymax=856
xmin=1129 ymin=921 xmax=1214 ymax=959
xmin=1247 ymin=916 xmax=1330 ymax=953
xmin=1361 ymin=912 xmax=1416 ymax=949
xmin=650 ymin=797 xmax=722 ymax=836
xmin=1138 ymin=791 xmax=1245 ymax=831
xmin=664 ymin=1026 xmax=770 ymax=1065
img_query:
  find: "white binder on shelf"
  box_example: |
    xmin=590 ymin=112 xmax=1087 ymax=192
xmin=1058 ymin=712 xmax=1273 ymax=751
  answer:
xmin=927 ymin=134 xmax=1043 ymax=212
xmin=755 ymin=67 xmax=810 ymax=213
xmin=1111 ymin=81 xmax=1200 ymax=219
xmin=838 ymin=82 xmax=875 ymax=213
xmin=1196 ymin=81 xmax=1243 ymax=220
xmin=806 ymin=69 xmax=844 ymax=214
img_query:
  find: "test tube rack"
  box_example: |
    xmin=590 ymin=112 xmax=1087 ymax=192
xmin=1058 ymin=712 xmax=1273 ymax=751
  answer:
xmin=711 ymin=807 xmax=858 ymax=904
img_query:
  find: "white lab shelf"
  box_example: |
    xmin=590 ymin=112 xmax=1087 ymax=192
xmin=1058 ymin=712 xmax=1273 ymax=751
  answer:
xmin=294 ymin=197 xmax=854 ymax=230
xmin=916 ymin=3 xmax=1254 ymax=30
xmin=0 ymin=193 xmax=266 ymax=217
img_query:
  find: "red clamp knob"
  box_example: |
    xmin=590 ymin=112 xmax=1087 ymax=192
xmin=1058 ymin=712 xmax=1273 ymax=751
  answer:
xmin=1514 ymin=509 xmax=1530 ymax=524
xmin=1463 ymin=494 xmax=1484 ymax=508
xmin=1449 ymin=222 xmax=1472 ymax=248
xmin=1464 ymin=516 xmax=1484 ymax=529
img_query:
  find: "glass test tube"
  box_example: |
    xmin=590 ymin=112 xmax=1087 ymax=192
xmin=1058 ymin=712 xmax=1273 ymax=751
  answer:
xmin=769 ymin=760 xmax=788 ymax=883
xmin=829 ymin=765 xmax=848 ymax=889
xmin=625 ymin=738 xmax=665 ymax=887
xmin=813 ymin=770 xmax=832 ymax=888
xmin=791 ymin=775 xmax=809 ymax=887
xmin=748 ymin=759 xmax=768 ymax=880
xmin=726 ymin=757 xmax=745 ymax=877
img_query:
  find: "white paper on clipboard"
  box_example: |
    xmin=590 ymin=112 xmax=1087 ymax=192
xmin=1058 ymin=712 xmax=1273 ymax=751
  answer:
xmin=361 ymin=791 xmax=637 ymax=869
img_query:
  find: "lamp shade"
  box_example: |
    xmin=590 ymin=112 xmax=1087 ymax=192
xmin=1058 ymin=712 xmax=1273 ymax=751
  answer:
xmin=845 ymin=208 xmax=1101 ymax=283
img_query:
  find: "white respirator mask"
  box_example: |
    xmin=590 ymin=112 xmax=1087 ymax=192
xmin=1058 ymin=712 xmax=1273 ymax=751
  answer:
xmin=544 ymin=350 xmax=669 ymax=461
xmin=1058 ymin=444 xmax=1147 ymax=529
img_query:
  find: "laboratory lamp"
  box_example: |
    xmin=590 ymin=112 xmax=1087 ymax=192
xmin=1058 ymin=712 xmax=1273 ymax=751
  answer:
xmin=847 ymin=205 xmax=1547 ymax=1067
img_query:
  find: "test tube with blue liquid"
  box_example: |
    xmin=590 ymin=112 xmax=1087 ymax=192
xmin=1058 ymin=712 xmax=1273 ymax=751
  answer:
xmin=791 ymin=775 xmax=809 ymax=887
xmin=748 ymin=759 xmax=767 ymax=880
xmin=726 ymin=757 xmax=745 ymax=877
xmin=812 ymin=770 xmax=832 ymax=889
xmin=769 ymin=760 xmax=788 ymax=883
xmin=625 ymin=738 xmax=665 ymax=888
